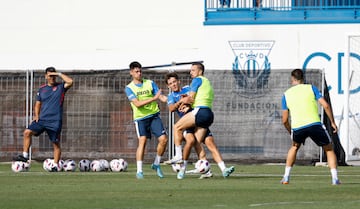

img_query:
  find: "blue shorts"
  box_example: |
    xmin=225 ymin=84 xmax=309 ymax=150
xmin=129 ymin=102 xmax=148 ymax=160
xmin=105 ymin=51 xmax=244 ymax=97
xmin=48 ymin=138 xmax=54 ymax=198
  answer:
xmin=192 ymin=107 xmax=214 ymax=128
xmin=28 ymin=120 xmax=61 ymax=143
xmin=135 ymin=114 xmax=167 ymax=139
xmin=292 ymin=124 xmax=331 ymax=146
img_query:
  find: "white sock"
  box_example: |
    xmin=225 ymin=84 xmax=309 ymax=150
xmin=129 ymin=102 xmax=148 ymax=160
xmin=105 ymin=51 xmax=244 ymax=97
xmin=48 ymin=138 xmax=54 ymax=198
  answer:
xmin=175 ymin=146 xmax=182 ymax=159
xmin=23 ymin=152 xmax=29 ymax=158
xmin=183 ymin=160 xmax=188 ymax=168
xmin=284 ymin=166 xmax=292 ymax=177
xmin=137 ymin=161 xmax=143 ymax=173
xmin=218 ymin=161 xmax=226 ymax=172
xmin=330 ymin=168 xmax=338 ymax=180
xmin=154 ymin=155 xmax=161 ymax=165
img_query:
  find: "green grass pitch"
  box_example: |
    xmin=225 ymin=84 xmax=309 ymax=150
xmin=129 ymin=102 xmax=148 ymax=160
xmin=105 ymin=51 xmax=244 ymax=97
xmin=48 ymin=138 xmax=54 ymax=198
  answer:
xmin=0 ymin=162 xmax=359 ymax=209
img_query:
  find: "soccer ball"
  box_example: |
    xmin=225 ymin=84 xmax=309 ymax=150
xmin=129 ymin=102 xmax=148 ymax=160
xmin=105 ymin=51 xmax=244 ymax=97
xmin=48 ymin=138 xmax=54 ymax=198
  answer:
xmin=58 ymin=159 xmax=64 ymax=171
xmin=63 ymin=159 xmax=77 ymax=172
xmin=171 ymin=163 xmax=181 ymax=173
xmin=195 ymin=159 xmax=210 ymax=174
xmin=109 ymin=159 xmax=121 ymax=172
xmin=11 ymin=161 xmax=26 ymax=172
xmin=78 ymin=159 xmax=91 ymax=172
xmin=99 ymin=159 xmax=110 ymax=171
xmin=23 ymin=161 xmax=31 ymax=171
xmin=43 ymin=158 xmax=53 ymax=172
xmin=90 ymin=160 xmax=103 ymax=172
xmin=118 ymin=158 xmax=128 ymax=172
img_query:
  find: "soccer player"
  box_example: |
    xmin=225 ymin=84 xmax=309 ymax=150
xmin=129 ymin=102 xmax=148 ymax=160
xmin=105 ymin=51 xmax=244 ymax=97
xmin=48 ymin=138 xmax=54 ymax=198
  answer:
xmin=165 ymin=72 xmax=235 ymax=179
xmin=281 ymin=69 xmax=340 ymax=185
xmin=13 ymin=67 xmax=73 ymax=172
xmin=125 ymin=61 xmax=168 ymax=179
xmin=167 ymin=63 xmax=235 ymax=179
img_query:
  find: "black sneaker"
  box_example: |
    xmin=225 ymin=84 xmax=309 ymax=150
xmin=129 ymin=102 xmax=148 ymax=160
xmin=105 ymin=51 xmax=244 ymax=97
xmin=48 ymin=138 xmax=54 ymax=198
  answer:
xmin=13 ymin=155 xmax=28 ymax=162
xmin=50 ymin=166 xmax=58 ymax=172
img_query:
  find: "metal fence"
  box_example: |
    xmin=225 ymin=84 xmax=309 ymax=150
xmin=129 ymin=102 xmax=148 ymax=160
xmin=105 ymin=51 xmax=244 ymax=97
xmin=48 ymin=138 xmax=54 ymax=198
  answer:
xmin=0 ymin=69 xmax=323 ymax=163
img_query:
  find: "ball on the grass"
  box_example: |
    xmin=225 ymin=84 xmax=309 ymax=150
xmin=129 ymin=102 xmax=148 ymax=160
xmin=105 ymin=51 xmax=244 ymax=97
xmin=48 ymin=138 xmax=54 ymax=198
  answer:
xmin=11 ymin=161 xmax=25 ymax=172
xmin=171 ymin=163 xmax=181 ymax=173
xmin=195 ymin=159 xmax=210 ymax=174
xmin=99 ymin=159 xmax=110 ymax=171
xmin=43 ymin=158 xmax=53 ymax=172
xmin=63 ymin=159 xmax=77 ymax=172
xmin=78 ymin=159 xmax=91 ymax=172
xmin=110 ymin=159 xmax=121 ymax=172
xmin=90 ymin=160 xmax=103 ymax=172
xmin=118 ymin=158 xmax=128 ymax=172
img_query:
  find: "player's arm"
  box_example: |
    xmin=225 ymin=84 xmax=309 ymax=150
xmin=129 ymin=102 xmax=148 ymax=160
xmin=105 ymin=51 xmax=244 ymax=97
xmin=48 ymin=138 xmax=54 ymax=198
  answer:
xmin=318 ymin=97 xmax=338 ymax=133
xmin=33 ymin=101 xmax=41 ymax=122
xmin=168 ymin=100 xmax=182 ymax=112
xmin=130 ymin=91 xmax=161 ymax=108
xmin=48 ymin=72 xmax=73 ymax=89
xmin=282 ymin=109 xmax=291 ymax=134
xmin=281 ymin=95 xmax=291 ymax=134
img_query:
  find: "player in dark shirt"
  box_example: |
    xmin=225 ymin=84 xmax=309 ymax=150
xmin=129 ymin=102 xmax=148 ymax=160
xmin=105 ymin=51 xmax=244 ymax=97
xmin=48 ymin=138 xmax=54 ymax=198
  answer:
xmin=13 ymin=67 xmax=73 ymax=171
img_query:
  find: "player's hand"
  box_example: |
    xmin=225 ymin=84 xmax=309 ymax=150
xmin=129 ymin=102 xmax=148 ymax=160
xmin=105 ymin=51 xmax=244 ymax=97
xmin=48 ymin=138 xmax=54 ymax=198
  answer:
xmin=178 ymin=104 xmax=190 ymax=113
xmin=331 ymin=122 xmax=338 ymax=133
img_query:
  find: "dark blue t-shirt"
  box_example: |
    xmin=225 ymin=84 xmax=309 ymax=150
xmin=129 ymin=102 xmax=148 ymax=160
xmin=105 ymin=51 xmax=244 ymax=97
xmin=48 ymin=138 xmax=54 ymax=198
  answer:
xmin=37 ymin=83 xmax=67 ymax=121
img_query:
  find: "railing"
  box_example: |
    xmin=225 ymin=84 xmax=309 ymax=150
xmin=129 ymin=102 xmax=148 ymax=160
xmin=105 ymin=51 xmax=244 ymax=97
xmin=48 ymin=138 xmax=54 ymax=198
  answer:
xmin=204 ymin=0 xmax=360 ymax=25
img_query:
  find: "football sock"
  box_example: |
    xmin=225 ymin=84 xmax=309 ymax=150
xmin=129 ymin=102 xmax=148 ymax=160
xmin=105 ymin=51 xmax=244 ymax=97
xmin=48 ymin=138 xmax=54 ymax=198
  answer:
xmin=284 ymin=166 xmax=292 ymax=177
xmin=330 ymin=168 xmax=338 ymax=180
xmin=154 ymin=155 xmax=161 ymax=165
xmin=175 ymin=146 xmax=182 ymax=159
xmin=23 ymin=152 xmax=29 ymax=158
xmin=137 ymin=161 xmax=143 ymax=173
xmin=218 ymin=161 xmax=226 ymax=172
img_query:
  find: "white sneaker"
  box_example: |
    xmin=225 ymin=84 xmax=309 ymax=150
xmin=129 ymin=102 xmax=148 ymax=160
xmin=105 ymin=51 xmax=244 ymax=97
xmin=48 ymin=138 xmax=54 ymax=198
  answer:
xmin=164 ymin=157 xmax=183 ymax=165
xmin=185 ymin=168 xmax=200 ymax=174
xmin=199 ymin=170 xmax=213 ymax=179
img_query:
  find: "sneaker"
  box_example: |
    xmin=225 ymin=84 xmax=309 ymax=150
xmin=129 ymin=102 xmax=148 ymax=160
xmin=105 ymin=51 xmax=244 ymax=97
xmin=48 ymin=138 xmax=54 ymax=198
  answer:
xmin=136 ymin=172 xmax=144 ymax=179
xmin=332 ymin=179 xmax=341 ymax=185
xmin=222 ymin=166 xmax=235 ymax=178
xmin=186 ymin=168 xmax=200 ymax=174
xmin=50 ymin=166 xmax=58 ymax=172
xmin=13 ymin=155 xmax=28 ymax=162
xmin=199 ymin=170 xmax=213 ymax=179
xmin=281 ymin=176 xmax=290 ymax=184
xmin=163 ymin=157 xmax=183 ymax=165
xmin=177 ymin=168 xmax=185 ymax=180
xmin=151 ymin=164 xmax=164 ymax=178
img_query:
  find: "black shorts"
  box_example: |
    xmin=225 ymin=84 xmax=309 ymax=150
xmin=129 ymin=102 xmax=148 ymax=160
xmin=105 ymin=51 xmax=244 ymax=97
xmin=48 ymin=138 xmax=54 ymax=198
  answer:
xmin=292 ymin=124 xmax=331 ymax=146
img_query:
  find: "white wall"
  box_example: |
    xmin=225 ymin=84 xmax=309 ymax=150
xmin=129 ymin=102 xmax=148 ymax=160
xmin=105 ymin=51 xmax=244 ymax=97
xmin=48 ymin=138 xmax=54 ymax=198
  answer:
xmin=0 ymin=0 xmax=203 ymax=69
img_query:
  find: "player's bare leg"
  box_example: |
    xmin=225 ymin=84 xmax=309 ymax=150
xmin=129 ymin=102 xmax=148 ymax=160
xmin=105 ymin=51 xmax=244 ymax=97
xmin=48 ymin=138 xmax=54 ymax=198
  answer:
xmin=323 ymin=144 xmax=340 ymax=185
xmin=136 ymin=136 xmax=147 ymax=179
xmin=281 ymin=142 xmax=300 ymax=184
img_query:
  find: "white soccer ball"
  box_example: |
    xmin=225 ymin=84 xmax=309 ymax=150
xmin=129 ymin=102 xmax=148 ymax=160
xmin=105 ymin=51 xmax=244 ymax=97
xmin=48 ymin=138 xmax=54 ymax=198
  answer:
xmin=118 ymin=158 xmax=128 ymax=172
xmin=90 ymin=160 xmax=103 ymax=172
xmin=195 ymin=159 xmax=211 ymax=174
xmin=171 ymin=163 xmax=181 ymax=173
xmin=99 ymin=159 xmax=110 ymax=171
xmin=63 ymin=159 xmax=77 ymax=172
xmin=11 ymin=161 xmax=25 ymax=172
xmin=58 ymin=159 xmax=64 ymax=171
xmin=109 ymin=159 xmax=121 ymax=172
xmin=78 ymin=159 xmax=91 ymax=172
xmin=43 ymin=158 xmax=53 ymax=172
xmin=23 ymin=161 xmax=31 ymax=172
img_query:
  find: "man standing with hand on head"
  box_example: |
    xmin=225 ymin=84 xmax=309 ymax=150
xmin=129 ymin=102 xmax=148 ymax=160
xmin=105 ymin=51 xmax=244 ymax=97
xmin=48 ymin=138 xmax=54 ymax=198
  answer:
xmin=14 ymin=67 xmax=73 ymax=172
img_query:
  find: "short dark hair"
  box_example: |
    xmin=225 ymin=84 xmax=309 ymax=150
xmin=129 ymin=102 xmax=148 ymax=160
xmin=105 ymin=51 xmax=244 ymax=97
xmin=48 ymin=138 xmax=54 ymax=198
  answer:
xmin=45 ymin=67 xmax=56 ymax=73
xmin=165 ymin=72 xmax=179 ymax=84
xmin=291 ymin=69 xmax=304 ymax=82
xmin=129 ymin=61 xmax=142 ymax=70
xmin=192 ymin=62 xmax=205 ymax=74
